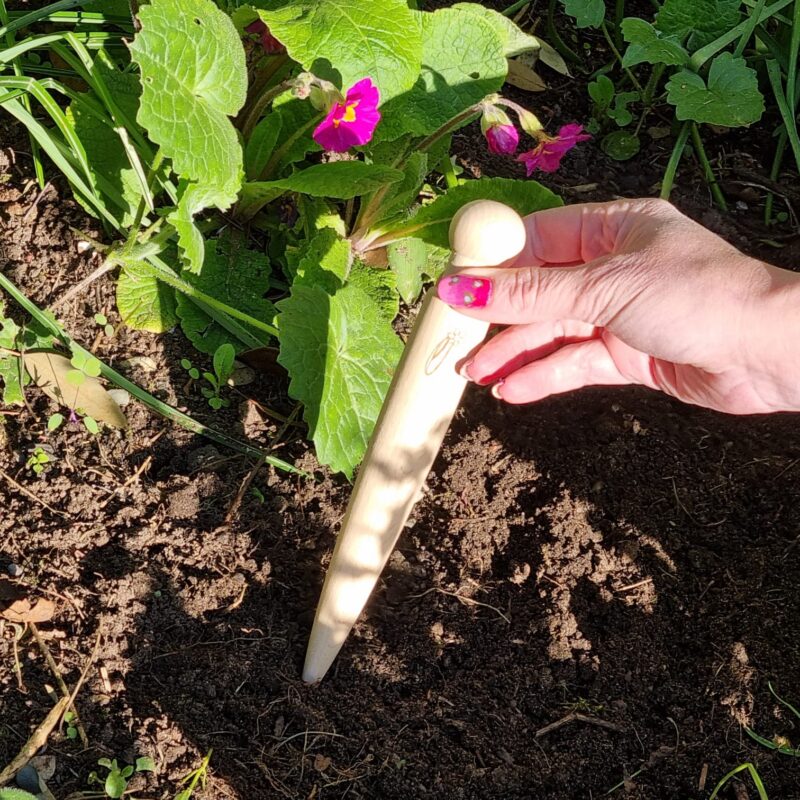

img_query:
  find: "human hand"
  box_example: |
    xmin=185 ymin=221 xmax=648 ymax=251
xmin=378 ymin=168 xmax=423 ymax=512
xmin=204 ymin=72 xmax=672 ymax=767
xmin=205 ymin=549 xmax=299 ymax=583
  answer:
xmin=436 ymin=198 xmax=800 ymax=414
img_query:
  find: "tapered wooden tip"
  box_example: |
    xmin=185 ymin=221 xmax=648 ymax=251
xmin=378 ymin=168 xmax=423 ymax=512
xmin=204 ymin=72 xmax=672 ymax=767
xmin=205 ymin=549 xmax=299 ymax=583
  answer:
xmin=302 ymin=201 xmax=526 ymax=684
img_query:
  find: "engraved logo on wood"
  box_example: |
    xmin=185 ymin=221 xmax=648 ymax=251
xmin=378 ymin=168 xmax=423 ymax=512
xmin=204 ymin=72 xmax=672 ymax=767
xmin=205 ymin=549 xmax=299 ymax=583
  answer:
xmin=425 ymin=331 xmax=462 ymax=375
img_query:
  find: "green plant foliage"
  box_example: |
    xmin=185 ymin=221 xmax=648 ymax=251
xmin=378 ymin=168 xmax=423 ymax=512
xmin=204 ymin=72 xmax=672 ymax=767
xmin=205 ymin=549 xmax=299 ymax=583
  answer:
xmin=277 ymin=280 xmax=404 ymax=479
xmin=451 ymin=3 xmax=540 ymax=57
xmin=621 ymin=18 xmax=689 ymax=67
xmin=383 ymin=178 xmax=562 ymax=248
xmin=387 ymin=237 xmax=427 ymax=305
xmin=129 ymin=0 xmax=247 ymax=271
xmin=116 ymin=260 xmax=178 ymax=333
xmin=666 ymin=52 xmax=764 ymax=126
xmin=0 ymin=790 xmax=39 ymax=800
xmin=248 ymin=0 xmax=422 ymax=101
xmin=376 ymin=8 xmax=507 ymax=140
xmin=176 ymin=233 xmax=274 ymax=356
xmin=601 ymin=130 xmax=641 ymax=160
xmin=561 ymin=0 xmax=605 ymax=29
xmin=655 ymin=0 xmax=742 ymax=51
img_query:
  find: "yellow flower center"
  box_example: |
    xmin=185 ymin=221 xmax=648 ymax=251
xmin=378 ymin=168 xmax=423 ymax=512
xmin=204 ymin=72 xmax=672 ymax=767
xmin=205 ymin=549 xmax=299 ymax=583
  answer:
xmin=333 ymin=99 xmax=360 ymax=127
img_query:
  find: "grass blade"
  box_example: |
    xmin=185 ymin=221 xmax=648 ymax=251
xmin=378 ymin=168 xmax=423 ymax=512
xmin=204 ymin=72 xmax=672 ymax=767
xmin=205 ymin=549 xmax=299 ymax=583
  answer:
xmin=766 ymin=58 xmax=800 ymax=173
xmin=0 ymin=0 xmax=101 ymax=39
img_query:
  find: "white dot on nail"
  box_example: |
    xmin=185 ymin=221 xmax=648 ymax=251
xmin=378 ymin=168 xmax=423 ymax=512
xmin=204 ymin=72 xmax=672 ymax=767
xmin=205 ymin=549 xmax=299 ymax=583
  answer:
xmin=472 ymin=279 xmax=483 ymax=288
xmin=463 ymin=293 xmax=474 ymax=305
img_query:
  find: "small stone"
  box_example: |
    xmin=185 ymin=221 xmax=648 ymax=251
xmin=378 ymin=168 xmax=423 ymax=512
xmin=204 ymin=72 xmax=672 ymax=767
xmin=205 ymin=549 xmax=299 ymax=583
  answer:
xmin=16 ymin=764 xmax=40 ymax=793
xmin=6 ymin=563 xmax=24 ymax=578
xmin=107 ymin=389 xmax=131 ymax=407
xmin=228 ymin=362 xmax=255 ymax=386
xmin=76 ymin=240 xmax=93 ymax=253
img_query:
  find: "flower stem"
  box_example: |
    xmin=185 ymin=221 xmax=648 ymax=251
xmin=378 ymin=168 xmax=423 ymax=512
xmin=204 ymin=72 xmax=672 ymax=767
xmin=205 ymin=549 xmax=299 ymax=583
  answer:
xmin=240 ymin=75 xmax=296 ymax=141
xmin=690 ymin=122 xmax=728 ymax=211
xmin=659 ymin=121 xmax=690 ymax=201
xmin=416 ymin=105 xmax=482 ymax=155
xmin=439 ymin=153 xmax=459 ymax=189
xmin=601 ymin=20 xmax=643 ymax=93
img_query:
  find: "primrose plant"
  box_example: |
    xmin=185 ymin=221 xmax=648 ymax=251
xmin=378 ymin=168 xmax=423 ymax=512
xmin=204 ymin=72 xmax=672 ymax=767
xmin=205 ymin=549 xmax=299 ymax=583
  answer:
xmin=0 ymin=0 xmax=590 ymax=477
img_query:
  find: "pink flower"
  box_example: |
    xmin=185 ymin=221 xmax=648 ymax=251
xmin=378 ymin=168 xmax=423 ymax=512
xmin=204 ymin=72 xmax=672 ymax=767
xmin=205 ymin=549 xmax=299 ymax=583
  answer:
xmin=312 ymin=78 xmax=381 ymax=152
xmin=517 ymin=123 xmax=591 ymax=174
xmin=485 ymin=123 xmax=519 ymax=155
xmin=245 ymin=19 xmax=285 ymax=54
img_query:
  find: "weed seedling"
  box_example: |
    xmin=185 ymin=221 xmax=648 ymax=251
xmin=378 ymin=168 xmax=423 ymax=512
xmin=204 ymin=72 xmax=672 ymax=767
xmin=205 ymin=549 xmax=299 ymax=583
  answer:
xmin=88 ymin=756 xmax=155 ymax=799
xmin=174 ymin=750 xmax=212 ymax=800
xmin=25 ymin=446 xmax=50 ymax=476
xmin=745 ymin=682 xmax=800 ymax=757
xmin=94 ymin=313 xmax=115 ymax=338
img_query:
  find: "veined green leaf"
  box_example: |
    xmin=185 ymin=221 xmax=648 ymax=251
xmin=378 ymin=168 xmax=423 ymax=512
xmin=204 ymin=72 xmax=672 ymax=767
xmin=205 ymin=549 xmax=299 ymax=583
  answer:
xmin=387 ymin=237 xmax=427 ymax=305
xmin=655 ymin=0 xmax=741 ymax=51
xmin=249 ymin=0 xmax=421 ymax=102
xmin=277 ymin=282 xmax=404 ymax=478
xmin=380 ymin=178 xmax=562 ymax=248
xmin=376 ymin=8 xmax=507 ymax=141
xmin=129 ymin=0 xmax=247 ymax=270
xmin=452 ymin=3 xmax=540 ymax=57
xmin=116 ymin=260 xmax=177 ymax=333
xmin=176 ymin=232 xmax=275 ymax=356
xmin=621 ymin=18 xmax=689 ymax=67
xmin=666 ymin=52 xmax=764 ymax=126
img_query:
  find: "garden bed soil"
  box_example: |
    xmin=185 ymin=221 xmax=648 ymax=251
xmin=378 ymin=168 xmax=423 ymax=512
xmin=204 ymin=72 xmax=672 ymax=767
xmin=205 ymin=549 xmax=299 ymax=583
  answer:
xmin=2 ymin=4 xmax=800 ymax=799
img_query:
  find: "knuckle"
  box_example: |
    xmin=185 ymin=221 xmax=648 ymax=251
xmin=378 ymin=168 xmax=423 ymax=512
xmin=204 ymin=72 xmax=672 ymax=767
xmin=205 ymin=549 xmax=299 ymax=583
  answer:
xmin=506 ymin=267 xmax=541 ymax=316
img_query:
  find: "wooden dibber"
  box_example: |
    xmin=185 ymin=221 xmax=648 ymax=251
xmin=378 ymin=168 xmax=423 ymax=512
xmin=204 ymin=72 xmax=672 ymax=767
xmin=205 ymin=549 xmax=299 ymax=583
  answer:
xmin=302 ymin=201 xmax=527 ymax=683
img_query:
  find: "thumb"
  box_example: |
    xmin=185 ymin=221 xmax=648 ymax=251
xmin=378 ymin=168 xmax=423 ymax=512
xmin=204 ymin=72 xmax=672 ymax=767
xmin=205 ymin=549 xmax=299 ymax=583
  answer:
xmin=436 ymin=257 xmax=619 ymax=326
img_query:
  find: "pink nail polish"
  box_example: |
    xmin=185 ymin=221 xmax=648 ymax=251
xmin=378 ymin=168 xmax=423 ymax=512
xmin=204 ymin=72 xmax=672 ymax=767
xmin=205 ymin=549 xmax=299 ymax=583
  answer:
xmin=437 ymin=275 xmax=492 ymax=308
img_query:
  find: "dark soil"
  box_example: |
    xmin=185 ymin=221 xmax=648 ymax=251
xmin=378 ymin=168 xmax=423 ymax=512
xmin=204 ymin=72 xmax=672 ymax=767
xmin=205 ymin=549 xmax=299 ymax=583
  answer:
xmin=2 ymin=4 xmax=800 ymax=799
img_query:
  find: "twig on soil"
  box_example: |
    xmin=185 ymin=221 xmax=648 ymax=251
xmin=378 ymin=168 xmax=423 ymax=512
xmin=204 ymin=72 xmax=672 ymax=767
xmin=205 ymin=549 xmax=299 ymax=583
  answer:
xmin=0 ymin=696 xmax=69 ymax=785
xmin=98 ymin=454 xmax=152 ymax=510
xmin=61 ymin=626 xmax=104 ymax=732
xmin=615 ymin=578 xmax=653 ymax=593
xmin=0 ymin=467 xmax=71 ymax=518
xmin=30 ymin=622 xmax=89 ymax=747
xmin=21 ymin=180 xmax=51 ymax=223
xmin=225 ymin=456 xmax=266 ymax=524
xmin=535 ymin=712 xmax=624 ymax=739
xmin=699 ymin=762 xmax=709 ymax=791
xmin=407 ymin=587 xmax=511 ymax=624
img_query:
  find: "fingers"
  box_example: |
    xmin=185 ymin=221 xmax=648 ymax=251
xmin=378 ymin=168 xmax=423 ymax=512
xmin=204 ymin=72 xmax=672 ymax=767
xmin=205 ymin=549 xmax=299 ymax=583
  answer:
xmin=461 ymin=319 xmax=598 ymax=385
xmin=505 ymin=200 xmax=639 ymax=267
xmin=437 ymin=258 xmax=617 ymax=326
xmin=491 ymin=338 xmax=632 ymax=404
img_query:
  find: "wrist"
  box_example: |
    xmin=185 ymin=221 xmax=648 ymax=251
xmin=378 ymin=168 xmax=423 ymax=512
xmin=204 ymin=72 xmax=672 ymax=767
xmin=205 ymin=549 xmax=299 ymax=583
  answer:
xmin=748 ymin=263 xmax=800 ymax=412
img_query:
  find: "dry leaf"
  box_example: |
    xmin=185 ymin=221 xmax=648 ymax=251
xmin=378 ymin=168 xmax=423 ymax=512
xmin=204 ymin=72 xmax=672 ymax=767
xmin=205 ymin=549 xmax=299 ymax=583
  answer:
xmin=537 ymin=40 xmax=571 ymax=76
xmin=23 ymin=351 xmax=128 ymax=429
xmin=2 ymin=597 xmax=56 ymax=623
xmin=506 ymin=58 xmax=547 ymax=92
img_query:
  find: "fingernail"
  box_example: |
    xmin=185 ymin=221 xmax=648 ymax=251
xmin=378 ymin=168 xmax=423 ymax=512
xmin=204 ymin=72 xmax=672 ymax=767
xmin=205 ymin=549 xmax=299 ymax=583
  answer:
xmin=458 ymin=359 xmax=474 ymax=380
xmin=437 ymin=275 xmax=492 ymax=308
xmin=491 ymin=379 xmax=505 ymax=399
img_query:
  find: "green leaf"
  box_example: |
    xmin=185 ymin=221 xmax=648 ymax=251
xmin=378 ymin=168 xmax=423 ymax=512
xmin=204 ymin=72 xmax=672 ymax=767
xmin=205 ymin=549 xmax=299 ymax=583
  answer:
xmin=130 ymin=0 xmax=247 ymax=269
xmin=655 ymin=0 xmax=741 ymax=51
xmin=383 ymin=178 xmax=562 ymax=248
xmin=601 ymin=130 xmax=641 ymax=160
xmin=621 ymin=18 xmax=689 ymax=67
xmin=213 ymin=343 xmax=236 ymax=383
xmin=451 ymin=3 xmax=540 ymax=57
xmin=561 ymin=0 xmax=605 ymax=28
xmin=249 ymin=0 xmax=421 ymax=101
xmin=135 ymin=756 xmax=156 ymax=773
xmin=83 ymin=416 xmax=100 ymax=435
xmin=362 ymin=148 xmax=428 ymax=228
xmin=117 ymin=261 xmax=178 ymax=333
xmin=0 ymin=790 xmax=40 ymax=800
xmin=348 ymin=261 xmax=399 ymax=323
xmin=666 ymin=52 xmax=764 ymax=127
xmin=67 ymin=53 xmax=144 ymax=227
xmin=387 ymin=237 xmax=426 ymax=304
xmin=588 ymin=74 xmax=614 ymax=110
xmin=376 ymin=8 xmax=507 ymax=140
xmin=48 ymin=413 xmax=65 ymax=432
xmin=294 ymin=227 xmax=351 ymax=292
xmin=245 ymin=113 xmax=282 ymax=181
xmin=277 ymin=282 xmax=403 ymax=478
xmin=0 ymin=354 xmax=24 ymax=406
xmin=250 ymin=162 xmax=404 ymax=199
xmin=176 ymin=233 xmax=275 ymax=356
xmin=105 ymin=771 xmax=127 ymax=798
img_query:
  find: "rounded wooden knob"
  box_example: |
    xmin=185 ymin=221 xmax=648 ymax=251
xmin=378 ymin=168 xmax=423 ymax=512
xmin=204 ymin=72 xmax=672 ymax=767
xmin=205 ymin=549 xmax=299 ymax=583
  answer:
xmin=449 ymin=200 xmax=527 ymax=268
